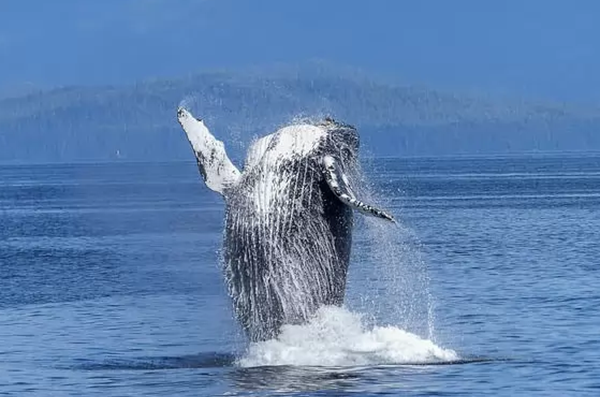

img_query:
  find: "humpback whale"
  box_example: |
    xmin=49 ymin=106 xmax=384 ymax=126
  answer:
xmin=177 ymin=108 xmax=394 ymax=341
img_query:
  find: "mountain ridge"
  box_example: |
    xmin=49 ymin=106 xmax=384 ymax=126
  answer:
xmin=1 ymin=68 xmax=600 ymax=163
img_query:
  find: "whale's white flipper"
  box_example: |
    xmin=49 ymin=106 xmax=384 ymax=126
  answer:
xmin=177 ymin=108 xmax=241 ymax=195
xmin=323 ymin=155 xmax=395 ymax=222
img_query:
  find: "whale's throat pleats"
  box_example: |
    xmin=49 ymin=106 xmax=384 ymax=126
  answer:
xmin=223 ymin=154 xmax=352 ymax=341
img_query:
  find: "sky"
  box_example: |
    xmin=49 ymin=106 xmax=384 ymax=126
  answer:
xmin=1 ymin=0 xmax=599 ymax=102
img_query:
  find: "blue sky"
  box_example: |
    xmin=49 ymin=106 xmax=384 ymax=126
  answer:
xmin=1 ymin=0 xmax=599 ymax=102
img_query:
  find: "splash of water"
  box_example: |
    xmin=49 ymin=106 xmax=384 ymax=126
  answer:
xmin=237 ymin=306 xmax=457 ymax=367
xmin=231 ymin=159 xmax=453 ymax=367
xmin=345 ymin=155 xmax=437 ymax=340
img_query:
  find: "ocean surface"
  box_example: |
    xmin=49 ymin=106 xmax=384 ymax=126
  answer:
xmin=1 ymin=154 xmax=599 ymax=396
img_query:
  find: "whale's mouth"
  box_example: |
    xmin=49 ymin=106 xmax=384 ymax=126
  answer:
xmin=237 ymin=306 xmax=458 ymax=368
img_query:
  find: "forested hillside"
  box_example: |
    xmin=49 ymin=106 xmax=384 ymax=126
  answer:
xmin=1 ymin=70 xmax=599 ymax=163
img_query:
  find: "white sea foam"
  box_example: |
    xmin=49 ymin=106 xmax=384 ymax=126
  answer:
xmin=237 ymin=306 xmax=458 ymax=367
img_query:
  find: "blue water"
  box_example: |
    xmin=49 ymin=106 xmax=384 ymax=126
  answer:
xmin=1 ymin=155 xmax=599 ymax=396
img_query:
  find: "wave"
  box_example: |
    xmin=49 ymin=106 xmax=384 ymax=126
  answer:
xmin=237 ymin=306 xmax=457 ymax=367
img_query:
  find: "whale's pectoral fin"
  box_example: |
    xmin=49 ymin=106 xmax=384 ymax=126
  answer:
xmin=323 ymin=155 xmax=396 ymax=223
xmin=177 ymin=107 xmax=241 ymax=195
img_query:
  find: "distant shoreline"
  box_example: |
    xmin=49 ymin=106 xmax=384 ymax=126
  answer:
xmin=2 ymin=150 xmax=600 ymax=167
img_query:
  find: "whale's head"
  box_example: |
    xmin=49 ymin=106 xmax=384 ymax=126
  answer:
xmin=244 ymin=117 xmax=359 ymax=171
xmin=245 ymin=117 xmax=393 ymax=222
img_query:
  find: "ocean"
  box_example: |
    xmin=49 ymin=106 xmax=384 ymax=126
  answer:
xmin=1 ymin=155 xmax=599 ymax=396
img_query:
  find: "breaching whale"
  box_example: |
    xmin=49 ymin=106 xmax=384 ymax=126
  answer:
xmin=177 ymin=107 xmax=394 ymax=341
